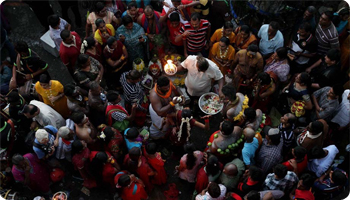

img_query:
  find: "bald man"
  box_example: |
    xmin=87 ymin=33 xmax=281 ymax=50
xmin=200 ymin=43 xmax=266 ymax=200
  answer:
xmin=241 ymin=127 xmax=259 ymax=168
xmin=219 ymin=158 xmax=245 ymax=191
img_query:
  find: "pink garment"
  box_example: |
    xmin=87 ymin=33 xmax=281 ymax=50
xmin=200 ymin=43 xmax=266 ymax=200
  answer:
xmin=179 ymin=151 xmax=204 ymax=183
xmin=12 ymin=153 xmax=50 ymax=192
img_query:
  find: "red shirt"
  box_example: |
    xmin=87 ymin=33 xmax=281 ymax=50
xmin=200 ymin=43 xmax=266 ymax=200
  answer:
xmin=167 ymin=20 xmax=183 ymax=46
xmin=282 ymin=155 xmax=308 ymax=175
xmin=59 ymin=31 xmax=81 ymax=73
xmin=295 ymin=189 xmax=315 ymax=200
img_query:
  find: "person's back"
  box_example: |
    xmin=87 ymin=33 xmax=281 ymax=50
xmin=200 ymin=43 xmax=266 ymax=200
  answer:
xmin=48 ymin=14 xmax=69 ymax=51
xmin=29 ymin=100 xmax=66 ymax=129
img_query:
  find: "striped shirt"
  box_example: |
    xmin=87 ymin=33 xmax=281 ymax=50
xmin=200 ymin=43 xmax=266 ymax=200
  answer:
xmin=315 ymin=23 xmax=339 ymax=55
xmin=180 ymin=19 xmax=210 ymax=52
xmin=120 ymin=71 xmax=145 ymax=104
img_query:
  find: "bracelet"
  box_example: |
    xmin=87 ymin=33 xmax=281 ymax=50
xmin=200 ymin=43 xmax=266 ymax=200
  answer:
xmin=205 ymin=118 xmax=209 ymax=123
xmin=169 ymin=101 xmax=175 ymax=106
xmin=31 ymin=74 xmax=34 ymax=78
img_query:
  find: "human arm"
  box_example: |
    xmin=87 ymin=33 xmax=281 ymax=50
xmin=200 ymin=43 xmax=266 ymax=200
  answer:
xmin=124 ymin=103 xmax=137 ymax=121
xmin=217 ymin=77 xmax=224 ymax=98
xmin=159 ymin=9 xmax=174 ymax=25
xmin=288 ymin=159 xmax=299 ymax=176
xmin=306 ymin=58 xmax=322 ymax=73
xmin=106 ymin=46 xmax=128 ymax=68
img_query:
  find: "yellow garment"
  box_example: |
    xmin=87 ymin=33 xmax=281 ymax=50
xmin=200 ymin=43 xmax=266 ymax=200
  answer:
xmin=210 ymin=28 xmax=236 ymax=44
xmin=35 ymin=80 xmax=70 ymax=119
xmin=193 ymin=0 xmax=209 ymax=15
xmin=209 ymin=42 xmax=235 ymax=75
xmin=94 ymin=24 xmax=116 ymax=45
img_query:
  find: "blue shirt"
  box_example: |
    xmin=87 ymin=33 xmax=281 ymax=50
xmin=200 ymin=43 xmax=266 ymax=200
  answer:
xmin=258 ymin=24 xmax=284 ymax=56
xmin=124 ymin=128 xmax=142 ymax=152
xmin=242 ymin=137 xmax=259 ymax=166
xmin=32 ymin=125 xmax=57 ymax=159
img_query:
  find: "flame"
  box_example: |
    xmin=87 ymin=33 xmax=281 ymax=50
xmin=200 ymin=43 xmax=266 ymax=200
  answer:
xmin=165 ymin=60 xmax=176 ymax=74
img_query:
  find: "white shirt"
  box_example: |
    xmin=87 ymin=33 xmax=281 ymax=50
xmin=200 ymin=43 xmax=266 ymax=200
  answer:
xmin=30 ymin=100 xmax=66 ymax=129
xmin=49 ymin=18 xmax=68 ymax=51
xmin=195 ymin=184 xmax=226 ymax=200
xmin=181 ymin=56 xmax=223 ymax=96
xmin=307 ymin=145 xmax=339 ymax=177
xmin=331 ymin=90 xmax=350 ymax=127
xmin=163 ymin=0 xmax=188 ymax=24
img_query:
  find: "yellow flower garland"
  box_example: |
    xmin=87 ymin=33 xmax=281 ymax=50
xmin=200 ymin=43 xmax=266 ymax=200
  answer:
xmin=233 ymin=95 xmax=249 ymax=121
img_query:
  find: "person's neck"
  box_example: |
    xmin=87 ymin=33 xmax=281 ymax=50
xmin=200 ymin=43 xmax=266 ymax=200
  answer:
xmin=321 ymin=23 xmax=331 ymax=29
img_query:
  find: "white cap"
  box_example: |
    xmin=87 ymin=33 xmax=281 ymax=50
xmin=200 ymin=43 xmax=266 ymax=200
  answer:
xmin=35 ymin=129 xmax=48 ymax=143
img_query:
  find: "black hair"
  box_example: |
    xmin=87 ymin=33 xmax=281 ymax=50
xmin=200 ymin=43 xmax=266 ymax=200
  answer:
xmin=247 ymin=44 xmax=258 ymax=52
xmin=221 ymin=121 xmax=234 ymax=135
xmin=299 ymin=173 xmax=314 ymax=189
xmin=146 ymin=142 xmax=157 ymax=155
xmin=64 ymin=84 xmax=76 ymax=97
xmin=144 ymin=5 xmax=154 ymax=11
xmin=222 ymin=84 xmax=236 ymax=101
xmin=323 ymin=11 xmax=334 ymax=21
xmin=22 ymin=104 xmax=38 ymax=116
xmin=122 ymin=15 xmax=133 ymax=26
xmin=309 ymin=146 xmax=326 ymax=159
xmin=90 ymin=81 xmax=100 ymax=91
xmin=273 ymin=164 xmax=288 ymax=178
xmin=95 ymin=1 xmax=105 ymax=13
xmin=90 ymin=151 xmax=108 ymax=184
xmin=107 ymin=37 xmax=117 ymax=48
xmin=276 ymin=47 xmax=288 ymax=60
xmin=332 ymin=169 xmax=347 ymax=185
xmin=299 ymin=72 xmax=311 ymax=88
xmin=118 ymin=174 xmax=131 ymax=187
xmin=127 ymin=147 xmax=141 ymax=173
xmin=184 ymin=143 xmax=197 ymax=170
xmin=48 ymin=14 xmax=60 ymax=27
xmin=334 ymin=9 xmax=350 ymax=27
xmin=126 ymin=127 xmax=139 ymax=140
xmin=269 ymin=21 xmax=280 ymax=31
xmin=299 ymin=22 xmax=312 ymax=33
xmin=246 ymin=191 xmax=260 ymax=200
xmin=208 ymin=182 xmax=220 ymax=198
xmin=306 ymin=6 xmax=316 ymax=14
xmin=196 ymin=56 xmax=209 ymax=72
xmin=77 ymin=54 xmax=90 ymax=68
xmin=244 ymin=107 xmax=256 ymax=121
xmin=220 ymin=37 xmax=230 ymax=46
xmin=240 ymin=25 xmax=250 ymax=34
xmin=191 ymin=12 xmax=201 ymax=21
xmin=332 ymin=84 xmax=344 ymax=97
xmin=126 ymin=70 xmax=142 ymax=80
xmin=85 ymin=37 xmax=96 ymax=49
xmin=326 ymin=48 xmax=341 ymax=62
xmin=71 ymin=140 xmax=84 ymax=156
xmin=157 ymin=76 xmax=170 ymax=87
xmin=169 ymin=12 xmax=180 ymax=22
xmin=223 ymin=21 xmax=234 ymax=30
xmin=310 ymin=120 xmax=324 ymax=134
xmin=6 ymin=90 xmax=20 ymax=103
xmin=39 ymin=74 xmax=50 ymax=84
xmin=286 ymin=113 xmax=297 ymax=124
xmin=127 ymin=1 xmax=137 ymax=9
xmin=60 ymin=29 xmax=71 ymax=40
xmin=249 ymin=165 xmax=263 ymax=181
xmin=70 ymin=111 xmax=85 ymax=124
xmin=106 ymin=90 xmax=120 ymax=102
xmin=102 ymin=126 xmax=114 ymax=143
xmin=269 ymin=132 xmax=281 ymax=145
xmin=257 ymin=72 xmax=271 ymax=85
xmin=15 ymin=41 xmax=29 ymax=53
xmin=293 ymin=146 xmax=307 ymax=160
xmin=206 ymin=154 xmax=220 ymax=176
xmin=95 ymin=18 xmax=105 ymax=28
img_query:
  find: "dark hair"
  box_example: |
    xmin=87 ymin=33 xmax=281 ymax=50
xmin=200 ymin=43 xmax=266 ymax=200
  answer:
xmin=95 ymin=18 xmax=105 ymax=28
xmin=169 ymin=12 xmax=180 ymax=22
xmin=299 ymin=22 xmax=312 ymax=33
xmin=71 ymin=140 xmax=84 ymax=156
xmin=90 ymin=81 xmax=100 ymax=91
xmin=323 ymin=11 xmax=334 ymax=21
xmin=157 ymin=76 xmax=170 ymax=87
xmin=247 ymin=44 xmax=258 ymax=52
xmin=257 ymin=72 xmax=271 ymax=85
xmin=332 ymin=169 xmax=347 ymax=185
xmin=118 ymin=174 xmax=131 ymax=187
xmin=126 ymin=70 xmax=142 ymax=80
xmin=184 ymin=143 xmax=197 ymax=170
xmin=106 ymin=90 xmax=120 ymax=102
xmin=48 ymin=14 xmax=60 ymax=27
xmin=122 ymin=15 xmax=133 ymax=26
xmin=299 ymin=173 xmax=314 ymax=189
xmin=240 ymin=25 xmax=250 ymax=34
xmin=70 ymin=111 xmax=85 ymax=124
xmin=246 ymin=191 xmax=260 ymax=200
xmin=15 ymin=41 xmax=29 ymax=53
xmin=191 ymin=12 xmax=201 ymax=21
xmin=39 ymin=74 xmax=50 ymax=84
xmin=273 ymin=164 xmax=288 ymax=178
xmin=77 ymin=54 xmax=89 ymax=68
xmin=222 ymin=84 xmax=236 ymax=101
xmin=268 ymin=131 xmax=281 ymax=145
xmin=276 ymin=47 xmax=288 ymax=60
xmin=310 ymin=120 xmax=324 ymax=134
xmin=269 ymin=21 xmax=280 ymax=31
xmin=90 ymin=151 xmax=108 ymax=184
xmin=22 ymin=104 xmax=38 ymax=116
xmin=309 ymin=146 xmax=326 ymax=159
xmin=306 ymin=6 xmax=316 ymax=14
xmin=6 ymin=90 xmax=20 ymax=103
xmin=326 ymin=48 xmax=341 ymax=62
xmin=146 ymin=142 xmax=157 ymax=155
xmin=332 ymin=84 xmax=344 ymax=97
xmin=244 ymin=107 xmax=256 ymax=121
xmin=221 ymin=121 xmax=234 ymax=135
xmin=299 ymin=72 xmax=311 ymax=88
xmin=286 ymin=113 xmax=297 ymax=124
xmin=220 ymin=37 xmax=230 ymax=46
xmin=206 ymin=155 xmax=220 ymax=176
xmin=85 ymin=37 xmax=96 ymax=49
xmin=101 ymin=126 xmax=114 ymax=143
xmin=293 ymin=146 xmax=307 ymax=160
xmin=126 ymin=127 xmax=139 ymax=140
xmin=224 ymin=21 xmax=234 ymax=30
xmin=249 ymin=166 xmax=263 ymax=181
xmin=107 ymin=37 xmax=116 ymax=48
xmin=180 ymin=109 xmax=193 ymax=141
xmin=127 ymin=1 xmax=137 ymax=9
xmin=208 ymin=182 xmax=220 ymax=198
xmin=197 ymin=56 xmax=209 ymax=72
xmin=64 ymin=84 xmax=76 ymax=97
xmin=127 ymin=147 xmax=141 ymax=173
xmin=60 ymin=29 xmax=71 ymax=40
xmin=95 ymin=1 xmax=105 ymax=13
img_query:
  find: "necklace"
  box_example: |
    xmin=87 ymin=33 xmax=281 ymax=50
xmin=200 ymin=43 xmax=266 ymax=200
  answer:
xmin=219 ymin=47 xmax=228 ymax=59
xmin=43 ymin=82 xmax=55 ymax=106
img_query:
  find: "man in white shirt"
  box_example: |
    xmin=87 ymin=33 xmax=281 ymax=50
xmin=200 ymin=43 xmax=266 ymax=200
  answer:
xmin=196 ymin=182 xmax=226 ymax=200
xmin=48 ymin=14 xmax=71 ymax=51
xmin=331 ymin=89 xmax=350 ymax=130
xmin=308 ymin=145 xmax=339 ymax=177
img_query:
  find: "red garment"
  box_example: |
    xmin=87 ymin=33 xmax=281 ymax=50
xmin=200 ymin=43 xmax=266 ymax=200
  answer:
xmin=59 ymin=31 xmax=81 ymax=74
xmin=146 ymin=152 xmax=167 ymax=185
xmin=181 ymin=0 xmax=193 ymax=17
xmin=89 ymin=151 xmax=117 ymax=187
xmin=125 ymin=101 xmax=149 ymax=127
xmin=167 ymin=20 xmax=183 ymax=46
xmin=105 ymin=104 xmax=129 ymax=126
xmin=282 ymin=155 xmax=308 ymax=175
xmin=85 ymin=43 xmax=103 ymax=64
xmin=295 ymin=189 xmax=315 ymax=200
xmin=169 ymin=110 xmax=197 ymax=146
xmin=105 ymin=130 xmax=124 ymax=159
xmin=204 ymin=130 xmax=220 ymax=152
xmin=141 ymin=12 xmax=161 ymax=34
xmin=72 ymin=148 xmax=97 ymax=189
xmin=103 ymin=40 xmax=124 ymax=69
xmin=231 ymin=193 xmax=243 ymax=200
xmin=195 ymin=166 xmax=208 ymax=193
xmin=114 ymin=171 xmax=148 ymax=200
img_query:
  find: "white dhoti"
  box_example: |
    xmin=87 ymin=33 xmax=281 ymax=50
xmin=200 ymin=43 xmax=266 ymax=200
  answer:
xmin=149 ymin=104 xmax=168 ymax=139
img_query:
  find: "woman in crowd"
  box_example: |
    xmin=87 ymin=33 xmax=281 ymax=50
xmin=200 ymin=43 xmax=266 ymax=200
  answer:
xmin=115 ymin=171 xmax=148 ymax=200
xmin=264 ymin=47 xmax=290 ymax=83
xmin=234 ymin=25 xmax=258 ymax=51
xmin=250 ymin=72 xmax=277 ymax=113
xmin=122 ymin=2 xmax=144 ymax=22
xmin=35 ymin=74 xmax=70 ymax=119
xmin=94 ymin=18 xmax=116 ymax=46
xmin=210 ymin=21 xmax=236 ymax=47
xmin=80 ymin=37 xmax=104 ymax=65
xmin=282 ymin=146 xmax=308 ymax=176
xmin=209 ymin=37 xmax=235 ymax=76
xmin=195 ymin=154 xmax=222 ymax=193
xmin=97 ymin=125 xmax=124 ymax=161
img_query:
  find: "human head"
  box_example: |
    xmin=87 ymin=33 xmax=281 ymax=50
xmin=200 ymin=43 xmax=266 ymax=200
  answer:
xmin=181 ymin=108 xmax=193 ymax=119
xmin=12 ymin=154 xmax=26 ymax=168
xmin=107 ymin=37 xmax=118 ymax=50
xmin=169 ymin=12 xmax=180 ymax=28
xmin=144 ymin=5 xmax=155 ymax=20
xmin=129 ymin=147 xmax=141 ymax=162
xmin=106 ymin=90 xmax=121 ymax=104
xmin=266 ymin=127 xmax=281 ymax=145
xmin=280 ymin=113 xmax=296 ymax=127
xmin=6 ymin=90 xmax=21 ymax=104
xmin=330 ymin=84 xmax=344 ymax=99
xmin=47 ymin=14 xmax=60 ymax=28
xmin=95 ymin=18 xmax=106 ymax=32
xmin=127 ymin=2 xmax=138 ymax=17
xmin=298 ymin=173 xmax=314 ymax=190
xmin=275 ymin=47 xmax=288 ymax=60
xmin=21 ymin=104 xmax=39 ymax=118
xmin=184 ymin=143 xmax=197 ymax=170
xmin=303 ymin=6 xmax=316 ymax=20
xmin=331 ymin=169 xmax=347 ymax=185
xmin=125 ymin=127 xmax=139 ymax=140
xmin=223 ymin=21 xmax=234 ymax=36
xmin=196 ymin=56 xmax=209 ymax=72
xmin=298 ymin=22 xmax=312 ymax=38
xmin=81 ymin=37 xmax=97 ymax=53
xmin=206 ymin=155 xmax=220 ymax=176
xmin=157 ymin=76 xmax=170 ymax=94
xmin=268 ymin=21 xmax=279 ymax=38
xmin=35 ymin=129 xmax=49 ymax=144
xmin=64 ymin=84 xmax=78 ymax=97
xmin=219 ymin=37 xmax=230 ymax=51
xmin=89 ymin=81 xmax=101 ymax=95
xmin=325 ymin=48 xmax=340 ymax=65
xmin=58 ymin=126 xmax=73 ymax=140
xmin=247 ymin=44 xmax=258 ymax=57
xmin=60 ymin=30 xmax=73 ymax=44
xmin=126 ymin=70 xmax=142 ymax=83
xmin=292 ymin=146 xmax=307 ymax=160
xmin=208 ymin=182 xmax=220 ymax=198
xmin=70 ymin=111 xmax=88 ymax=125
xmin=122 ymin=15 xmax=134 ymax=29
xmin=319 ymin=11 xmax=333 ymax=27
xmin=146 ymin=142 xmax=157 ymax=155
xmin=15 ymin=41 xmax=29 ymax=56
xmin=190 ymin=13 xmax=201 ymax=29
xmin=95 ymin=1 xmax=107 ymax=16
xmin=223 ymin=163 xmax=238 ymax=177
xmin=249 ymin=166 xmax=263 ymax=181
xmin=220 ymin=121 xmax=234 ymax=135
xmin=77 ymin=54 xmax=90 ymax=70
xmin=309 ymin=120 xmax=324 ymax=135
xmin=71 ymin=140 xmax=87 ymax=156
xmin=39 ymin=74 xmax=51 ymax=89
xmin=296 ymin=72 xmax=311 ymax=88
xmin=257 ymin=72 xmax=271 ymax=85
xmin=273 ymin=164 xmax=288 ymax=179
xmin=222 ymin=84 xmax=236 ymax=102
xmin=309 ymin=146 xmax=326 ymax=159
xmin=244 ymin=107 xmax=256 ymax=122
xmin=243 ymin=127 xmax=255 ymax=142
xmin=118 ymin=174 xmax=131 ymax=187
xmin=240 ymin=25 xmax=250 ymax=40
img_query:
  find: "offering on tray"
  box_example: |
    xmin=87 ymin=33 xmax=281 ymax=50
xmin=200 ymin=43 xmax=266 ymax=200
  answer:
xmin=199 ymin=93 xmax=223 ymax=115
xmin=53 ymin=192 xmax=67 ymax=200
xmin=164 ymin=60 xmax=177 ymax=75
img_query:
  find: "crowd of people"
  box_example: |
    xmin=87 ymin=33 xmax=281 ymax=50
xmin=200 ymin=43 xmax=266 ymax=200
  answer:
xmin=1 ymin=0 xmax=350 ymax=200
